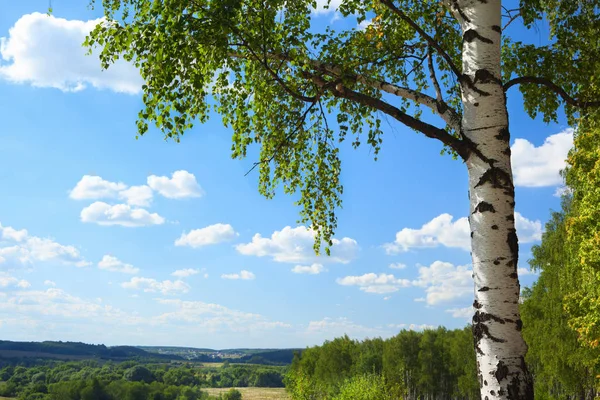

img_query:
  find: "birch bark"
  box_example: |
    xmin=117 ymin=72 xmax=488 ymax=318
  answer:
xmin=454 ymin=1 xmax=534 ymax=399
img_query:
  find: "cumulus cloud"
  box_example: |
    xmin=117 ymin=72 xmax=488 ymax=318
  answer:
xmin=236 ymin=226 xmax=358 ymax=264
xmin=387 ymin=323 xmax=436 ymax=331
xmin=389 ymin=263 xmax=407 ymax=270
xmin=154 ymin=298 xmax=291 ymax=332
xmin=221 ymin=270 xmax=255 ymax=280
xmin=337 ymin=273 xmax=411 ymax=294
xmin=121 ymin=277 xmax=190 ymax=295
xmin=446 ymin=307 xmax=474 ymax=320
xmin=413 ymin=261 xmax=473 ymax=305
xmin=511 ymin=129 xmax=573 ymax=187
xmin=291 ymin=263 xmax=326 ymax=274
xmin=0 ymin=13 xmax=141 ymax=93
xmin=175 ymin=224 xmax=238 ymax=248
xmin=69 ymin=175 xmax=127 ymax=200
xmin=0 ymin=272 xmax=30 ymax=289
xmin=384 ymin=212 xmax=542 ymax=253
xmin=118 ymin=185 xmax=153 ymax=207
xmin=44 ymin=280 xmax=56 ymax=287
xmin=98 ymin=255 xmax=140 ymax=274
xmin=171 ymin=268 xmax=201 ymax=278
xmin=147 ymin=170 xmax=203 ymax=199
xmin=0 ymin=222 xmax=89 ymax=267
xmin=81 ymin=202 xmax=165 ymax=227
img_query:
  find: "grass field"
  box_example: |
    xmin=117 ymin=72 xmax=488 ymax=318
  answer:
xmin=204 ymin=387 xmax=290 ymax=399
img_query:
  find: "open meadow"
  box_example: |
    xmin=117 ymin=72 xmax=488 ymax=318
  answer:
xmin=204 ymin=388 xmax=289 ymax=400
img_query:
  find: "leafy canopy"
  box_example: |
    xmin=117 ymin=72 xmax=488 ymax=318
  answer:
xmin=85 ymin=0 xmax=599 ymax=252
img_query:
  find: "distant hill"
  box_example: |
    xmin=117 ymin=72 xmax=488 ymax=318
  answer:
xmin=0 ymin=341 xmax=301 ymax=365
xmin=137 ymin=346 xmax=302 ymax=365
xmin=0 ymin=340 xmax=180 ymax=362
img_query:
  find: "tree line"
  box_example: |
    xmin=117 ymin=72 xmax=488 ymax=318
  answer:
xmin=0 ymin=360 xmax=285 ymax=400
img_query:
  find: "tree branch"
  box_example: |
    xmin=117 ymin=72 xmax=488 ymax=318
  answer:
xmin=504 ymin=76 xmax=600 ymax=108
xmin=309 ymin=75 xmax=467 ymax=159
xmin=379 ymin=0 xmax=462 ymax=78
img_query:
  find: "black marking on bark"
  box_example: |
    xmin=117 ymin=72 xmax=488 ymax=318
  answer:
xmin=510 ymin=272 xmax=518 ymax=279
xmin=495 ymin=127 xmax=510 ymax=142
xmin=503 ymin=147 xmax=512 ymax=156
xmin=475 ymin=167 xmax=513 ymax=194
xmin=495 ymin=360 xmax=509 ymax=383
xmin=463 ymin=29 xmax=494 ymax=44
xmin=474 ymin=201 xmax=496 ymax=213
xmin=471 ymin=231 xmax=474 ymax=238
xmin=474 ymin=311 xmax=506 ymax=324
xmin=506 ymin=214 xmax=515 ymax=222
xmin=507 ymin=229 xmax=519 ymax=266
xmin=484 ymin=380 xmax=488 ymax=386
xmin=492 ymin=225 xmax=499 ymax=230
xmin=473 ymin=314 xmax=507 ymax=343
xmin=478 ymin=286 xmax=490 ymax=292
xmin=492 ymin=25 xmax=502 ymax=33
xmin=516 ymin=319 xmax=523 ymax=331
xmin=491 ymin=390 xmax=496 ymax=396
xmin=498 ymin=388 xmax=505 ymax=396
xmin=493 ymin=256 xmax=507 ymax=266
xmin=474 ymin=69 xmax=502 ymax=85
xmin=473 ymin=300 xmax=482 ymax=309
xmin=478 ymin=373 xmax=483 ymax=388
xmin=475 ymin=345 xmax=484 ymax=355
xmin=474 ymin=102 xmax=480 ymax=107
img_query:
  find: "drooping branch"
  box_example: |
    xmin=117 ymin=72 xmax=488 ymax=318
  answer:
xmin=504 ymin=76 xmax=600 ymax=108
xmin=228 ymin=49 xmax=462 ymax=131
xmin=379 ymin=0 xmax=462 ymax=79
xmin=307 ymin=74 xmax=468 ymax=159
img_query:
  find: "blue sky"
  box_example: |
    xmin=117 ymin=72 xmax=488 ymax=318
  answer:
xmin=0 ymin=1 xmax=572 ymax=348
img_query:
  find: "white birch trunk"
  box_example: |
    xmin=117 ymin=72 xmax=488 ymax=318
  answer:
xmin=453 ymin=1 xmax=534 ymax=399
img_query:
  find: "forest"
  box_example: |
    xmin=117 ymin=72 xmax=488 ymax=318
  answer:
xmin=0 ymin=359 xmax=286 ymax=400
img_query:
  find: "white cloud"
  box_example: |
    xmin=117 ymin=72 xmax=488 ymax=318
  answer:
xmin=358 ymin=19 xmax=372 ymax=30
xmin=44 ymin=280 xmax=56 ymax=287
xmin=554 ymin=186 xmax=573 ymax=198
xmin=118 ymin=185 xmax=153 ymax=207
xmin=121 ymin=277 xmax=190 ymax=295
xmin=154 ymin=298 xmax=291 ymax=332
xmin=312 ymin=0 xmax=343 ymax=14
xmin=2 ymin=226 xmax=28 ymax=242
xmin=307 ymin=317 xmax=383 ymax=336
xmin=337 ymin=273 xmax=411 ymax=294
xmin=384 ymin=214 xmax=470 ymax=253
xmin=0 ymin=222 xmax=89 ymax=267
xmin=389 ymin=263 xmax=406 ymax=270
xmin=291 ymin=263 xmax=326 ymax=274
xmin=446 ymin=307 xmax=474 ymax=320
xmin=98 ymin=255 xmax=140 ymax=274
xmin=0 ymin=288 xmax=134 ymax=322
xmin=385 ymin=212 xmax=542 ymax=253
xmin=171 ymin=268 xmax=201 ymax=278
xmin=511 ymin=129 xmax=574 ymax=187
xmin=221 ymin=270 xmax=255 ymax=280
xmin=0 ymin=272 xmax=30 ymax=289
xmin=515 ymin=213 xmax=543 ymax=242
xmin=412 ymin=261 xmax=473 ymax=305
xmin=517 ymin=266 xmax=538 ymax=276
xmin=147 ymin=170 xmax=203 ymax=199
xmin=81 ymin=202 xmax=165 ymax=227
xmin=236 ymin=226 xmax=358 ymax=264
xmin=387 ymin=323 xmax=436 ymax=331
xmin=175 ymin=224 xmax=238 ymax=248
xmin=0 ymin=13 xmax=141 ymax=93
xmin=69 ymin=175 xmax=127 ymax=200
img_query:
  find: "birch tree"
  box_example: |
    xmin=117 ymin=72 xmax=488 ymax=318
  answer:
xmin=86 ymin=0 xmax=600 ymax=398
